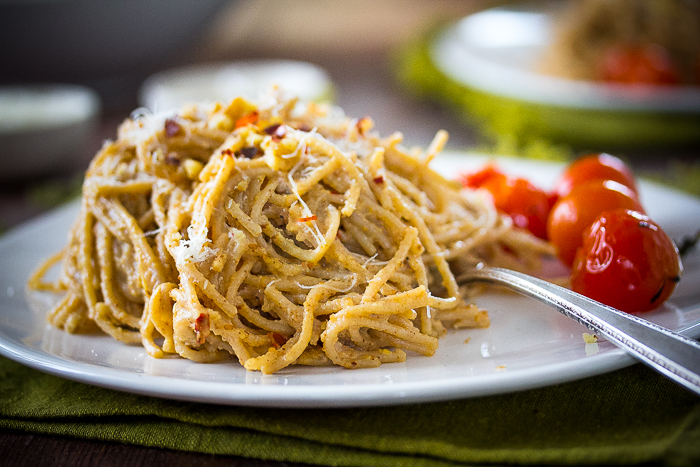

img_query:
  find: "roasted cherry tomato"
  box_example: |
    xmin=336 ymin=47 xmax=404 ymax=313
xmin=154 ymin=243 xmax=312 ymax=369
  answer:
xmin=571 ymin=209 xmax=682 ymax=313
xmin=554 ymin=153 xmax=638 ymax=198
xmin=458 ymin=164 xmax=502 ymax=190
xmin=547 ymin=179 xmax=644 ymax=266
xmin=600 ymin=44 xmax=679 ymax=85
xmin=459 ymin=165 xmax=551 ymax=239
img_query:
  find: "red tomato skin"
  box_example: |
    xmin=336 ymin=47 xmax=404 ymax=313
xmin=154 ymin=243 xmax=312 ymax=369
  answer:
xmin=547 ymin=180 xmax=644 ymax=266
xmin=571 ymin=210 xmax=682 ymax=313
xmin=601 ymin=44 xmax=679 ymax=85
xmin=458 ymin=164 xmax=502 ymax=189
xmin=555 ymin=153 xmax=638 ymax=198
xmin=480 ymin=175 xmax=551 ymax=240
xmin=497 ymin=178 xmax=550 ymax=240
xmin=459 ymin=165 xmax=551 ymax=239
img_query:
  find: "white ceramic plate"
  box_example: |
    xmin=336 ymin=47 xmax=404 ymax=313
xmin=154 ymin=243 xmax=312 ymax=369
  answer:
xmin=1 ymin=154 xmax=700 ymax=408
xmin=430 ymin=3 xmax=700 ymax=112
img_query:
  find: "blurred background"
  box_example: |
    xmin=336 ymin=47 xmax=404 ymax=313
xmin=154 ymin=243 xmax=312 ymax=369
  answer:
xmin=1 ymin=0 xmax=699 ymax=231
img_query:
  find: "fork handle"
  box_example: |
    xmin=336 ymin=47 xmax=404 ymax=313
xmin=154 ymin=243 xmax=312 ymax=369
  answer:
xmin=459 ymin=267 xmax=700 ymax=395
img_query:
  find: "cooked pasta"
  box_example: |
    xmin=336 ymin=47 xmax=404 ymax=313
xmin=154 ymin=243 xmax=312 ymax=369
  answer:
xmin=29 ymin=91 xmax=552 ymax=374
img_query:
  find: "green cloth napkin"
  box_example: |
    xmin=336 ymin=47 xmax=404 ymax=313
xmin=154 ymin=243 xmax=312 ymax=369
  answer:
xmin=1 ymin=356 xmax=699 ymax=466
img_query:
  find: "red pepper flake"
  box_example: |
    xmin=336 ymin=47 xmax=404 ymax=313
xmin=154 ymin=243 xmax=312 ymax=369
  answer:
xmin=264 ymin=123 xmax=287 ymax=142
xmin=500 ymin=242 xmax=517 ymax=256
xmin=373 ymin=175 xmax=384 ymax=184
xmin=298 ymin=215 xmax=318 ymax=222
xmin=164 ymin=118 xmax=182 ymax=137
xmin=239 ymin=146 xmax=258 ymax=159
xmin=164 ymin=153 xmax=181 ymax=166
xmin=268 ymin=332 xmax=289 ymax=349
xmin=221 ymin=148 xmax=235 ymax=157
xmin=235 ymin=111 xmax=259 ymax=129
xmin=264 ymin=123 xmax=281 ymax=134
xmin=194 ymin=313 xmax=209 ymax=344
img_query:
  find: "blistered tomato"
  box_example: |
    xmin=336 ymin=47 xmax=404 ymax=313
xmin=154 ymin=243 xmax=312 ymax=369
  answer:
xmin=459 ymin=165 xmax=551 ymax=239
xmin=571 ymin=209 xmax=682 ymax=313
xmin=547 ymin=179 xmax=644 ymax=266
xmin=554 ymin=153 xmax=638 ymax=198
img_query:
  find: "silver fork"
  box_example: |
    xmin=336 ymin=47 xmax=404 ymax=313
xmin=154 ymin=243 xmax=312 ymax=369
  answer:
xmin=457 ymin=266 xmax=700 ymax=396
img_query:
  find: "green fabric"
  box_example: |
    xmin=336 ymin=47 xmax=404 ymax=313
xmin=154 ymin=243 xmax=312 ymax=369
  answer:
xmin=1 ymin=356 xmax=699 ymax=466
xmin=392 ymin=29 xmax=700 ymax=152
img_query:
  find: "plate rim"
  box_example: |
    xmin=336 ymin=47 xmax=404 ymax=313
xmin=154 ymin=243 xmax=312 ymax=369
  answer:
xmin=429 ymin=4 xmax=700 ymax=113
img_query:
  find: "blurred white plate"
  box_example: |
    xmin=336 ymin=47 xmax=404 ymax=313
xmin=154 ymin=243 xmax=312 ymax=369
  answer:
xmin=0 ymin=85 xmax=100 ymax=180
xmin=430 ymin=4 xmax=700 ymax=112
xmin=1 ymin=154 xmax=699 ymax=407
xmin=139 ymin=59 xmax=334 ymax=112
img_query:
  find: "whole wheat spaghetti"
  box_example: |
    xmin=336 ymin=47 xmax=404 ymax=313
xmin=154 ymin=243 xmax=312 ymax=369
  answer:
xmin=29 ymin=91 xmax=552 ymax=374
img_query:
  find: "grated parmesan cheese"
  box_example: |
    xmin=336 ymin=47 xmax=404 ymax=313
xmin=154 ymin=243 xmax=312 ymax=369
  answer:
xmin=172 ymin=212 xmax=217 ymax=264
xmin=121 ymin=109 xmax=171 ymax=146
xmin=286 ymin=131 xmax=326 ymax=247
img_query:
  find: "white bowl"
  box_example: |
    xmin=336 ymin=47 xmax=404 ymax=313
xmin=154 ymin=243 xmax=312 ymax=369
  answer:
xmin=0 ymin=85 xmax=101 ymax=180
xmin=139 ymin=60 xmax=334 ymax=112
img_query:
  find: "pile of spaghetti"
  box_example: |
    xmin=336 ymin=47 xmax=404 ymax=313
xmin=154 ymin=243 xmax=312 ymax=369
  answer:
xmin=30 ymin=92 xmax=551 ymax=374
